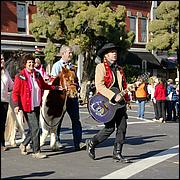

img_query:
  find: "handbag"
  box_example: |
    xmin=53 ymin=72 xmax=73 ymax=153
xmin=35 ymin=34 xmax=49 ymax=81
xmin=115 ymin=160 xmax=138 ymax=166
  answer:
xmin=166 ymin=92 xmax=173 ymax=101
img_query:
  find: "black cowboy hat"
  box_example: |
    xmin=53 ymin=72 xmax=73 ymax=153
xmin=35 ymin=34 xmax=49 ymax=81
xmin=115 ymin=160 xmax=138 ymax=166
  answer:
xmin=97 ymin=43 xmax=119 ymax=59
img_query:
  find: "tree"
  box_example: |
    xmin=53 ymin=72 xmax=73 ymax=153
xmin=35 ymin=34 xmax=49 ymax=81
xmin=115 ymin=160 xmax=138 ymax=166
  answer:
xmin=29 ymin=1 xmax=135 ymax=100
xmin=146 ymin=1 xmax=179 ymax=55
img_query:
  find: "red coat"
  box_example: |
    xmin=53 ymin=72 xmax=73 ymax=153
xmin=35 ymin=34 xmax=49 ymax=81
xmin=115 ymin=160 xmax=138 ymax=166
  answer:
xmin=154 ymin=83 xmax=166 ymax=101
xmin=12 ymin=69 xmax=58 ymax=112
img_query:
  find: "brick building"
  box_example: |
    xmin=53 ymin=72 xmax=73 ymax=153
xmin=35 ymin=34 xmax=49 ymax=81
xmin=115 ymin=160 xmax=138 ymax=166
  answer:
xmin=1 ymin=1 xmax=60 ymax=78
xmin=1 ymin=1 xmax=177 ymax=80
xmin=111 ymin=1 xmax=165 ymax=77
xmin=1 ymin=1 xmax=46 ymax=52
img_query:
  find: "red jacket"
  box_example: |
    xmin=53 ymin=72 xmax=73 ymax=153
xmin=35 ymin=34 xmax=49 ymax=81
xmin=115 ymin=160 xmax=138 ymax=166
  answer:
xmin=154 ymin=83 xmax=167 ymax=101
xmin=12 ymin=69 xmax=58 ymax=112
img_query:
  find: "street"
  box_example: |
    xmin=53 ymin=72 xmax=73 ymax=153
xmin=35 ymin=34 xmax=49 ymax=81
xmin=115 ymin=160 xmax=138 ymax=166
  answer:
xmin=1 ymin=102 xmax=179 ymax=179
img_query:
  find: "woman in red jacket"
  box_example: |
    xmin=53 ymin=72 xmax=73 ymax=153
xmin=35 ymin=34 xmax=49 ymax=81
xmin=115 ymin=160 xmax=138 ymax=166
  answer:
xmin=12 ymin=53 xmax=62 ymax=159
xmin=154 ymin=78 xmax=167 ymax=123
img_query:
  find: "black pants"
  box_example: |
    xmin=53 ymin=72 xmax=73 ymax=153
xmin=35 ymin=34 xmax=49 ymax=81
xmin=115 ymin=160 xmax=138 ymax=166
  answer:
xmin=92 ymin=107 xmax=128 ymax=146
xmin=156 ymin=100 xmax=166 ymax=120
xmin=23 ymin=107 xmax=40 ymax=153
xmin=152 ymin=101 xmax=158 ymax=119
xmin=0 ymin=102 xmax=9 ymax=147
xmin=166 ymin=101 xmax=177 ymax=121
xmin=57 ymin=97 xmax=82 ymax=148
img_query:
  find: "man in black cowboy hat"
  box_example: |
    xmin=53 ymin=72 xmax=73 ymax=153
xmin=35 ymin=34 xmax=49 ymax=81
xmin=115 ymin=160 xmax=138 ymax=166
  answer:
xmin=86 ymin=42 xmax=131 ymax=163
xmin=95 ymin=43 xmax=119 ymax=64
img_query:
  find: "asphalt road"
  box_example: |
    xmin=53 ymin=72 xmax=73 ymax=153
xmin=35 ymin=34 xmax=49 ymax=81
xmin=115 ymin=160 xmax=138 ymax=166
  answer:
xmin=1 ymin=102 xmax=179 ymax=179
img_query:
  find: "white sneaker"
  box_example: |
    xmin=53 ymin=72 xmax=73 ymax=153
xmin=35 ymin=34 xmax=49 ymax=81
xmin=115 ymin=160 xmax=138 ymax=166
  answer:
xmin=26 ymin=144 xmax=31 ymax=150
xmin=57 ymin=141 xmax=65 ymax=149
xmin=79 ymin=142 xmax=86 ymax=150
xmin=32 ymin=152 xmax=47 ymax=159
xmin=159 ymin=118 xmax=164 ymax=123
xmin=19 ymin=143 xmax=27 ymax=155
xmin=11 ymin=143 xmax=17 ymax=147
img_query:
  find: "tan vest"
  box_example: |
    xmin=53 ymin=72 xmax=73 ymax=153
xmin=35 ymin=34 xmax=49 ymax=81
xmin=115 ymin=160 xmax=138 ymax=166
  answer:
xmin=95 ymin=63 xmax=123 ymax=100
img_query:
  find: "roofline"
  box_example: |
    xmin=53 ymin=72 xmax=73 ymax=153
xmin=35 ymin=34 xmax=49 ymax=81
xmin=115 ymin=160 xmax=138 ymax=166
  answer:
xmin=1 ymin=40 xmax=61 ymax=51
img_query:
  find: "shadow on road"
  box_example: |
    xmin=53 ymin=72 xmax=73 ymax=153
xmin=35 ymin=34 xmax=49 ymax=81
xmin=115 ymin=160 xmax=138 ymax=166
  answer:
xmin=125 ymin=134 xmax=167 ymax=145
xmin=2 ymin=171 xmax=55 ymax=179
xmin=127 ymin=149 xmax=168 ymax=161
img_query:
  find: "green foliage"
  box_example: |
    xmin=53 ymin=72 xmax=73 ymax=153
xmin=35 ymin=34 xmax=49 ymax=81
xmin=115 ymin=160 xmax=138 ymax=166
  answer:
xmin=29 ymin=13 xmax=49 ymax=41
xmin=148 ymin=20 xmax=169 ymax=34
xmin=29 ymin=1 xmax=134 ymax=80
xmin=43 ymin=41 xmax=58 ymax=62
xmin=146 ymin=1 xmax=179 ymax=53
xmin=123 ymin=64 xmax=141 ymax=83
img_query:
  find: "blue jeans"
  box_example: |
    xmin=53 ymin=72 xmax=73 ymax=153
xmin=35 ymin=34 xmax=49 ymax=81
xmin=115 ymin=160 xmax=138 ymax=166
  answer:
xmin=137 ymin=100 xmax=146 ymax=118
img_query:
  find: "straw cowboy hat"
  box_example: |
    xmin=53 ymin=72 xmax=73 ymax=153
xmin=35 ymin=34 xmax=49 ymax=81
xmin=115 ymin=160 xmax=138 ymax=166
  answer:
xmin=97 ymin=43 xmax=119 ymax=59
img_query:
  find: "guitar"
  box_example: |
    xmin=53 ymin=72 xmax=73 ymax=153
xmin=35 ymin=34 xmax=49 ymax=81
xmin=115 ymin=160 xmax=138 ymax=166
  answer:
xmin=88 ymin=73 xmax=150 ymax=123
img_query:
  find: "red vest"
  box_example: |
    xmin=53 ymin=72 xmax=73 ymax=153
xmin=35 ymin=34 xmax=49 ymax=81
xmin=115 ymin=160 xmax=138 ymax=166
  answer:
xmin=103 ymin=60 xmax=129 ymax=101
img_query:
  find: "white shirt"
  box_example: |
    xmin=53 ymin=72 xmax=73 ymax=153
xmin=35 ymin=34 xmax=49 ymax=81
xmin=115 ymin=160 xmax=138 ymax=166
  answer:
xmin=30 ymin=73 xmax=41 ymax=109
xmin=1 ymin=69 xmax=14 ymax=102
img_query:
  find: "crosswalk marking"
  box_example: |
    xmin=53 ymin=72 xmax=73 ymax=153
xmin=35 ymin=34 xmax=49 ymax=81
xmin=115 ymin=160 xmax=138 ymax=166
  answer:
xmin=127 ymin=110 xmax=154 ymax=114
xmin=127 ymin=116 xmax=155 ymax=123
xmin=101 ymin=145 xmax=179 ymax=179
xmin=80 ymin=109 xmax=155 ymax=114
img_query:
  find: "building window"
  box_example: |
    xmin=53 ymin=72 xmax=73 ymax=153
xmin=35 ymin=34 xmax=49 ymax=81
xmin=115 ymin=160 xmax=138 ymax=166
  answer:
xmin=140 ymin=18 xmax=147 ymax=42
xmin=130 ymin=16 xmax=136 ymax=39
xmin=17 ymin=3 xmax=27 ymax=32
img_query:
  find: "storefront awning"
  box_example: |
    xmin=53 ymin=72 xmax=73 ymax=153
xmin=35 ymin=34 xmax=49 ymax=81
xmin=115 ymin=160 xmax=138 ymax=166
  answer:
xmin=121 ymin=51 xmax=161 ymax=68
xmin=160 ymin=58 xmax=178 ymax=69
xmin=130 ymin=51 xmax=161 ymax=66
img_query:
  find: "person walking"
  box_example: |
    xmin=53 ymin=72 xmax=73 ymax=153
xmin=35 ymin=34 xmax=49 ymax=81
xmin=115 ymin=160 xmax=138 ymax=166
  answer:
xmin=85 ymin=43 xmax=132 ymax=163
xmin=51 ymin=45 xmax=86 ymax=151
xmin=174 ymin=78 xmax=179 ymax=121
xmin=166 ymin=79 xmax=178 ymax=122
xmin=154 ymin=78 xmax=167 ymax=123
xmin=1 ymin=53 xmax=14 ymax=151
xmin=150 ymin=76 xmax=159 ymax=121
xmin=34 ymin=57 xmax=49 ymax=82
xmin=135 ymin=77 xmax=148 ymax=119
xmin=12 ymin=53 xmax=63 ymax=159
